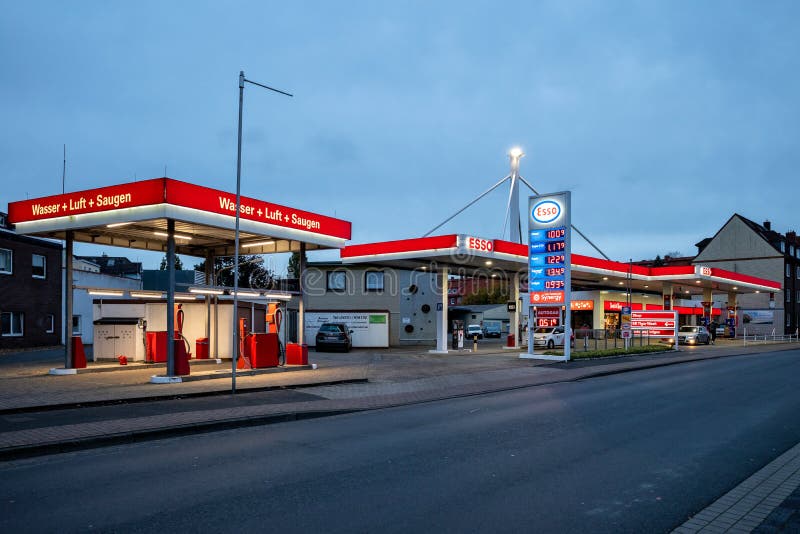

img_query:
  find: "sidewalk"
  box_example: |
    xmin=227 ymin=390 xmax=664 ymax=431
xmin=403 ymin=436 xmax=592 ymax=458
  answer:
xmin=2 ymin=340 xmax=800 ymax=532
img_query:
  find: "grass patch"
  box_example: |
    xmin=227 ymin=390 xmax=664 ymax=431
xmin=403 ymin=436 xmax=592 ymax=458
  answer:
xmin=544 ymin=344 xmax=674 ymax=359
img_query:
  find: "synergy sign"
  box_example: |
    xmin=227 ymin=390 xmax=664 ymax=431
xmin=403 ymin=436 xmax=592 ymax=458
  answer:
xmin=526 ymin=191 xmax=572 ymax=361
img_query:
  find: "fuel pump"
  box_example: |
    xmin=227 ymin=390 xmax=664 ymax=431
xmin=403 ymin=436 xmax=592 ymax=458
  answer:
xmin=237 ymin=317 xmax=253 ymax=369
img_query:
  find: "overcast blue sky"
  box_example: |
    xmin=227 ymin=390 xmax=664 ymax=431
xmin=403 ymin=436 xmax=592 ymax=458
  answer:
xmin=2 ymin=1 xmax=799 ymax=271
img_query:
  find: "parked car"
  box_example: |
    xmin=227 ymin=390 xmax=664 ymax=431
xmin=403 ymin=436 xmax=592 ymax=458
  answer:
xmin=533 ymin=325 xmax=574 ymax=349
xmin=483 ymin=322 xmax=502 ymax=338
xmin=677 ymin=325 xmax=711 ymax=345
xmin=315 ymin=323 xmax=353 ymax=352
xmin=466 ymin=324 xmax=483 ymax=339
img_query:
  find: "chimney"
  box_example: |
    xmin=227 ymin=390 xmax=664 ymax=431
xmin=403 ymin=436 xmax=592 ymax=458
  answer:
xmin=764 ymin=220 xmax=771 ymax=230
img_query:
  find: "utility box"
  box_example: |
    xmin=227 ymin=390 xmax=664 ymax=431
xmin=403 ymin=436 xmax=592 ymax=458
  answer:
xmin=285 ymin=343 xmax=308 ymax=365
xmin=94 ymin=318 xmax=145 ymax=362
xmin=247 ymin=333 xmax=280 ymax=368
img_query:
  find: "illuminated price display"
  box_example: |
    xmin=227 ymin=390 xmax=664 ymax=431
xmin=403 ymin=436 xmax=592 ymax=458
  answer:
xmin=545 ymin=227 xmax=566 ymax=239
xmin=546 ymin=267 xmax=565 ymax=277
xmin=545 ymin=280 xmax=565 ymax=290
xmin=536 ymin=318 xmax=559 ymax=327
xmin=545 ymin=241 xmax=566 ymax=252
xmin=546 ymin=254 xmax=565 ymax=265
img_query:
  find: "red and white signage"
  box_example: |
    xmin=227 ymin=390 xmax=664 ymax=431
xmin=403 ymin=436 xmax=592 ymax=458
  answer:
xmin=465 ymin=236 xmax=494 ymax=252
xmin=630 ymin=310 xmax=678 ymax=337
xmin=530 ymin=291 xmax=565 ymax=304
xmin=571 ymin=300 xmax=594 ymax=311
xmin=8 ymin=178 xmax=352 ymax=240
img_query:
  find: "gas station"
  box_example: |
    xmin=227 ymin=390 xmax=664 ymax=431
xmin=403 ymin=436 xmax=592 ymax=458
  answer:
xmin=7 ymin=177 xmax=351 ymax=381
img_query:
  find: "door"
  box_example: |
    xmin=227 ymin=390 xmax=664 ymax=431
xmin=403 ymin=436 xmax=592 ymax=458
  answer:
xmin=94 ymin=325 xmax=117 ymax=360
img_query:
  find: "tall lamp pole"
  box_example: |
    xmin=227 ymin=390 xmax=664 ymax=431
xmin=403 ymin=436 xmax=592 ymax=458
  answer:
xmin=233 ymin=70 xmax=292 ymax=394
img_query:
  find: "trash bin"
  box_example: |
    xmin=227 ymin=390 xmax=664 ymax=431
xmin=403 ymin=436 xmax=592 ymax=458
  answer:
xmin=506 ymin=334 xmax=515 ymax=347
xmin=195 ymin=337 xmax=209 ymax=359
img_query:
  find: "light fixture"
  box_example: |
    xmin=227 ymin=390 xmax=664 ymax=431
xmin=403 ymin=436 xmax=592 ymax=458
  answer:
xmin=491 ymin=273 xmax=498 ymax=278
xmin=189 ymin=287 xmax=224 ymax=295
xmin=243 ymin=240 xmax=275 ymax=248
xmin=262 ymin=292 xmax=292 ymax=301
xmin=509 ymin=147 xmax=524 ymax=158
xmin=618 ymin=282 xmax=624 ymax=285
xmin=421 ymin=266 xmax=427 ymax=270
xmin=732 ymin=286 xmax=738 ymax=290
xmin=175 ymin=294 xmax=200 ymax=301
xmin=153 ymin=231 xmax=192 ymax=240
xmin=130 ymin=291 xmax=164 ymax=299
xmin=685 ymin=290 xmax=690 ymax=294
xmin=695 ymin=281 xmax=701 ymax=284
xmin=644 ymin=285 xmax=649 ymax=288
xmin=755 ymin=290 xmax=760 ymax=293
xmin=87 ymin=289 xmax=124 ymax=296
xmin=106 ymin=222 xmax=132 ymax=228
xmin=485 ymin=261 xmax=493 ymax=266
xmin=233 ymin=290 xmax=261 ymax=298
xmin=602 ymin=277 xmax=609 ymax=281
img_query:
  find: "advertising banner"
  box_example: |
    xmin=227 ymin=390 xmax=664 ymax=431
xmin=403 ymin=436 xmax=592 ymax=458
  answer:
xmin=304 ymin=311 xmax=389 ymax=347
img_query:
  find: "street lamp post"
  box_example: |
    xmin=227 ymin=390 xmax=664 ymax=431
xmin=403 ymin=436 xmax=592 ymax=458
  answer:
xmin=232 ymin=70 xmax=292 ymax=394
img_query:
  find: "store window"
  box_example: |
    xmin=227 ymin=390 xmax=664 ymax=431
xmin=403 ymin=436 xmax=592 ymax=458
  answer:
xmin=0 ymin=248 xmax=11 ymax=274
xmin=327 ymin=271 xmax=346 ymax=292
xmin=72 ymin=316 xmax=81 ymax=336
xmin=46 ymin=314 xmax=54 ymax=334
xmin=365 ymin=271 xmax=384 ymax=291
xmin=1 ymin=312 xmax=24 ymax=337
xmin=32 ymin=254 xmax=46 ymax=279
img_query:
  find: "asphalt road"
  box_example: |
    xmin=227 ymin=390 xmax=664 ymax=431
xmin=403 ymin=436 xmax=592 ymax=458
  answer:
xmin=2 ymin=349 xmax=799 ymax=533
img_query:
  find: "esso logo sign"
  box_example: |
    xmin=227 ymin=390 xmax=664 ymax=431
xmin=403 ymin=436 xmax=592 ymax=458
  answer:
xmin=531 ymin=200 xmax=561 ymax=224
xmin=467 ymin=237 xmax=493 ymax=252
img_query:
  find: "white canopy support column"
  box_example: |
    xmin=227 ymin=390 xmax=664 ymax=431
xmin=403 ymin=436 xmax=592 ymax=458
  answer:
xmin=430 ymin=266 xmax=449 ymax=354
xmin=64 ymin=231 xmax=74 ymax=368
xmin=508 ymin=271 xmax=520 ymax=348
xmin=662 ymin=282 xmax=673 ymax=310
xmin=298 ymin=242 xmax=306 ymax=345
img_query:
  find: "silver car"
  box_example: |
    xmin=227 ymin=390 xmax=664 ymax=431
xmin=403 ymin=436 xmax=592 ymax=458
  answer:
xmin=677 ymin=325 xmax=711 ymax=345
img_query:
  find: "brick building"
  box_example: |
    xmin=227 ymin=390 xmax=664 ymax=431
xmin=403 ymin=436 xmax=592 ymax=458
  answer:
xmin=0 ymin=212 xmax=63 ymax=349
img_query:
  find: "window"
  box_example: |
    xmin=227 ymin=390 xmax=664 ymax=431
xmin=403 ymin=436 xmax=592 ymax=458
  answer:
xmin=787 ymin=291 xmax=791 ymax=303
xmin=72 ymin=316 xmax=81 ymax=335
xmin=365 ymin=271 xmax=384 ymax=291
xmin=788 ymin=264 xmax=792 ymax=278
xmin=787 ymin=313 xmax=792 ymax=328
xmin=0 ymin=248 xmax=11 ymax=274
xmin=32 ymin=254 xmax=46 ymax=279
xmin=797 ymin=265 xmax=800 ymax=279
xmin=797 ymin=289 xmax=800 ymax=303
xmin=327 ymin=271 xmax=346 ymax=292
xmin=792 ymin=246 xmax=796 ymax=257
xmin=46 ymin=314 xmax=54 ymax=333
xmin=1 ymin=312 xmax=24 ymax=337
xmin=781 ymin=242 xmax=786 ymax=253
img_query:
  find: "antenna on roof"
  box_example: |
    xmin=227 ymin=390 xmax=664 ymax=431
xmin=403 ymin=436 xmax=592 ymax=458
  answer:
xmin=62 ymin=144 xmax=66 ymax=194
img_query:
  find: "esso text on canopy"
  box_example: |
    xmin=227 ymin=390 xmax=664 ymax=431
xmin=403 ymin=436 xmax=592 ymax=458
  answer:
xmin=531 ymin=199 xmax=562 ymax=224
xmin=466 ymin=236 xmax=493 ymax=252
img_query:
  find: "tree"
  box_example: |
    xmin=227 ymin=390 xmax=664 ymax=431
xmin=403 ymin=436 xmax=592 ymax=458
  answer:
xmin=193 ymin=255 xmax=275 ymax=289
xmin=287 ymin=251 xmax=307 ymax=278
xmin=652 ymin=255 xmax=664 ymax=267
xmin=159 ymin=253 xmax=184 ymax=270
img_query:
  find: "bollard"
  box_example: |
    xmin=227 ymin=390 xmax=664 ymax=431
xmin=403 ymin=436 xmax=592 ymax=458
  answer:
xmin=473 ymin=335 xmax=478 ymax=352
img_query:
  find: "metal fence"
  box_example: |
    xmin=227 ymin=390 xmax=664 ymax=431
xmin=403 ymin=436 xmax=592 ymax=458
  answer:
xmin=741 ymin=328 xmax=800 ymax=346
xmin=567 ymin=328 xmax=671 ymax=353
